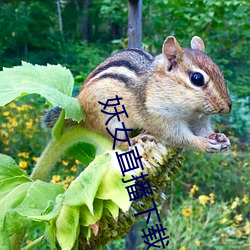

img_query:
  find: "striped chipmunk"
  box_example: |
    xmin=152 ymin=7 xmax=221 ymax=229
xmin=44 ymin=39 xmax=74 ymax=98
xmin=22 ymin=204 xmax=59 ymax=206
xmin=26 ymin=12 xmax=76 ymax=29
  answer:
xmin=43 ymin=36 xmax=232 ymax=153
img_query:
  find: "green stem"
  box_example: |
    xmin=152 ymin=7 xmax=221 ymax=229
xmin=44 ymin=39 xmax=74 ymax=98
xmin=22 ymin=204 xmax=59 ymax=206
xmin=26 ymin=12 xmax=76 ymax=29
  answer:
xmin=30 ymin=126 xmax=113 ymax=181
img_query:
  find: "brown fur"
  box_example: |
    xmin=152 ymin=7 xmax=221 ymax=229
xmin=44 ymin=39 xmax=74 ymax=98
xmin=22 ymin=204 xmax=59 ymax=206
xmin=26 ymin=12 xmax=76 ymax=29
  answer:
xmin=77 ymin=36 xmax=231 ymax=152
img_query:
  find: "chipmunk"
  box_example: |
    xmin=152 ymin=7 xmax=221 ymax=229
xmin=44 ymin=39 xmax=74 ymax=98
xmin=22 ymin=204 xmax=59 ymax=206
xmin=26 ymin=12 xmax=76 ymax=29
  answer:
xmin=43 ymin=36 xmax=232 ymax=153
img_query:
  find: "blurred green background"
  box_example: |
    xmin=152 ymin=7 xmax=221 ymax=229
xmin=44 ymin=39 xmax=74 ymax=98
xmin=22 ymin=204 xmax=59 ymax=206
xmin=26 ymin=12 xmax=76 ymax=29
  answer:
xmin=0 ymin=0 xmax=249 ymax=249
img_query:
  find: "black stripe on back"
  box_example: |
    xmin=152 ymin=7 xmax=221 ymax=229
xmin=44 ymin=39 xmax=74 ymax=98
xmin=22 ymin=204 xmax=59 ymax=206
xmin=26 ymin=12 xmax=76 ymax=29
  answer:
xmin=91 ymin=60 xmax=140 ymax=79
xmin=96 ymin=73 xmax=130 ymax=85
xmin=125 ymin=48 xmax=154 ymax=62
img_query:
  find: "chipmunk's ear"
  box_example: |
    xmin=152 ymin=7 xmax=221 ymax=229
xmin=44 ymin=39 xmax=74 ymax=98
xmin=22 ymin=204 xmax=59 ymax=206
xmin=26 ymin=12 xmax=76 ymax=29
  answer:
xmin=191 ymin=36 xmax=205 ymax=52
xmin=162 ymin=36 xmax=184 ymax=62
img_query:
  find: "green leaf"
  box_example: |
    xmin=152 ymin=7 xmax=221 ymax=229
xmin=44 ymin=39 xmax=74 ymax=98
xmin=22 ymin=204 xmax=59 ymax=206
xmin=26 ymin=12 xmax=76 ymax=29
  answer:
xmin=45 ymin=220 xmax=56 ymax=249
xmin=0 ymin=182 xmax=33 ymax=218
xmin=0 ymin=154 xmax=65 ymax=245
xmin=64 ymin=151 xmax=131 ymax=213
xmin=0 ymin=154 xmax=30 ymax=181
xmin=64 ymin=153 xmax=110 ymax=213
xmin=80 ymin=226 xmax=92 ymax=240
xmin=65 ymin=142 xmax=96 ymax=166
xmin=0 ymin=231 xmax=10 ymax=250
xmin=96 ymin=158 xmax=131 ymax=212
xmin=52 ymin=109 xmax=65 ymax=139
xmin=0 ymin=176 xmax=32 ymax=201
xmin=0 ymin=62 xmax=85 ymax=122
xmin=0 ymin=182 xmax=32 ymax=248
xmin=103 ymin=200 xmax=119 ymax=219
xmin=56 ymin=205 xmax=80 ymax=250
xmin=0 ymin=181 xmax=64 ymax=238
xmin=27 ymin=198 xmax=63 ymax=222
xmin=20 ymin=181 xmax=64 ymax=213
xmin=79 ymin=199 xmax=103 ymax=227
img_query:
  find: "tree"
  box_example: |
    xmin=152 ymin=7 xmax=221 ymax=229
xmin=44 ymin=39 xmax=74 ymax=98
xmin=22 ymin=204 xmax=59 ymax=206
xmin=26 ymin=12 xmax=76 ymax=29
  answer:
xmin=128 ymin=0 xmax=142 ymax=48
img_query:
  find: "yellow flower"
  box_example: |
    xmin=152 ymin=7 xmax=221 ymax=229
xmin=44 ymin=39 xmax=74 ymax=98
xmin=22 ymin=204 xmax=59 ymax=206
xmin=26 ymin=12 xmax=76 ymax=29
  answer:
xmin=234 ymin=214 xmax=243 ymax=224
xmin=19 ymin=161 xmax=28 ymax=169
xmin=3 ymin=138 xmax=9 ymax=145
xmin=4 ymin=147 xmax=10 ymax=152
xmin=11 ymin=119 xmax=18 ymax=127
xmin=66 ymin=176 xmax=75 ymax=182
xmin=17 ymin=105 xmax=30 ymax=112
xmin=221 ymin=162 xmax=228 ymax=167
xmin=0 ymin=130 xmax=8 ymax=138
xmin=220 ymin=217 xmax=228 ymax=224
xmin=209 ymin=193 xmax=215 ymax=204
xmin=51 ymin=175 xmax=61 ymax=183
xmin=198 ymin=195 xmax=210 ymax=206
xmin=26 ymin=121 xmax=33 ymax=129
xmin=63 ymin=182 xmax=69 ymax=189
xmin=189 ymin=184 xmax=199 ymax=197
xmin=243 ymin=195 xmax=248 ymax=204
xmin=179 ymin=247 xmax=186 ymax=250
xmin=75 ymin=159 xmax=81 ymax=165
xmin=231 ymin=197 xmax=240 ymax=209
xmin=232 ymin=150 xmax=237 ymax=156
xmin=194 ymin=238 xmax=201 ymax=247
xmin=182 ymin=207 xmax=192 ymax=217
xmin=9 ymin=102 xmax=16 ymax=108
xmin=70 ymin=165 xmax=77 ymax=172
xmin=62 ymin=160 xmax=69 ymax=166
xmin=32 ymin=157 xmax=39 ymax=162
xmin=244 ymin=221 xmax=250 ymax=234
xmin=3 ymin=111 xmax=9 ymax=116
xmin=18 ymin=152 xmax=29 ymax=159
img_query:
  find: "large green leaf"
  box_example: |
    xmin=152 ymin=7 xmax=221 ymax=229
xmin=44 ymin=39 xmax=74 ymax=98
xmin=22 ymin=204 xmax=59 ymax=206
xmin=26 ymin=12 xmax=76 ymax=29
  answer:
xmin=95 ymin=161 xmax=131 ymax=212
xmin=63 ymin=153 xmax=110 ymax=213
xmin=64 ymin=151 xmax=131 ymax=214
xmin=20 ymin=181 xmax=64 ymax=213
xmin=0 ymin=62 xmax=84 ymax=121
xmin=0 ymin=154 xmax=65 ymax=249
xmin=65 ymin=142 xmax=96 ymax=165
xmin=56 ymin=205 xmax=80 ymax=250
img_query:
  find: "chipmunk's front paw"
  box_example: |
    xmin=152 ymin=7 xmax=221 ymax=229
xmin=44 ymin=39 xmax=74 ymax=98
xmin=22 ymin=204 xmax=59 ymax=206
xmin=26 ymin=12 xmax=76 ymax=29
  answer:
xmin=206 ymin=133 xmax=230 ymax=152
xmin=130 ymin=133 xmax=156 ymax=146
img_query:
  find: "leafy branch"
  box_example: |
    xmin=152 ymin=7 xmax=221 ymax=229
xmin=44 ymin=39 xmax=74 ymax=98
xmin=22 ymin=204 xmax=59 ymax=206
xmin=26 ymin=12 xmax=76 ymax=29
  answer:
xmin=0 ymin=63 xmax=182 ymax=249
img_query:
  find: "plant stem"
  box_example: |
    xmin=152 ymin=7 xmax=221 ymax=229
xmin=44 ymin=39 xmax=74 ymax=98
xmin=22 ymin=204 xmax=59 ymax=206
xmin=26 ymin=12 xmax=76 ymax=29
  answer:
xmin=30 ymin=126 xmax=113 ymax=181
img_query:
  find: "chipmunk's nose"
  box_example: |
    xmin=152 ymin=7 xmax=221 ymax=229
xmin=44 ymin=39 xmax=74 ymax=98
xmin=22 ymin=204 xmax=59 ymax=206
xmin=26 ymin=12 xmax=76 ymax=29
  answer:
xmin=219 ymin=101 xmax=232 ymax=114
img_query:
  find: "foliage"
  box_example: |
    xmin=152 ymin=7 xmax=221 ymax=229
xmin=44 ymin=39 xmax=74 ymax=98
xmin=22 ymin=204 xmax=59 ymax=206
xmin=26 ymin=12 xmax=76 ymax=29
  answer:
xmin=0 ymin=0 xmax=249 ymax=99
xmin=0 ymin=62 xmax=84 ymax=121
xmin=160 ymin=192 xmax=249 ymax=249
xmin=0 ymin=1 xmax=249 ymax=249
xmin=0 ymin=62 xmax=182 ymax=249
xmin=172 ymin=145 xmax=250 ymax=203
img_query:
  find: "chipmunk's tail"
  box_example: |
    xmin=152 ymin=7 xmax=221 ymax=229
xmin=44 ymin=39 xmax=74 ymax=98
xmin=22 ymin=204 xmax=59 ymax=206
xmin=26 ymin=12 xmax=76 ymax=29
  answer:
xmin=41 ymin=106 xmax=62 ymax=130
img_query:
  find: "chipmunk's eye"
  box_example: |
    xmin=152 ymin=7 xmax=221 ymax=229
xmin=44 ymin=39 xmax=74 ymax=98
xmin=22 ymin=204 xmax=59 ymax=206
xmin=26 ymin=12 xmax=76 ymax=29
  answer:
xmin=190 ymin=72 xmax=204 ymax=87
